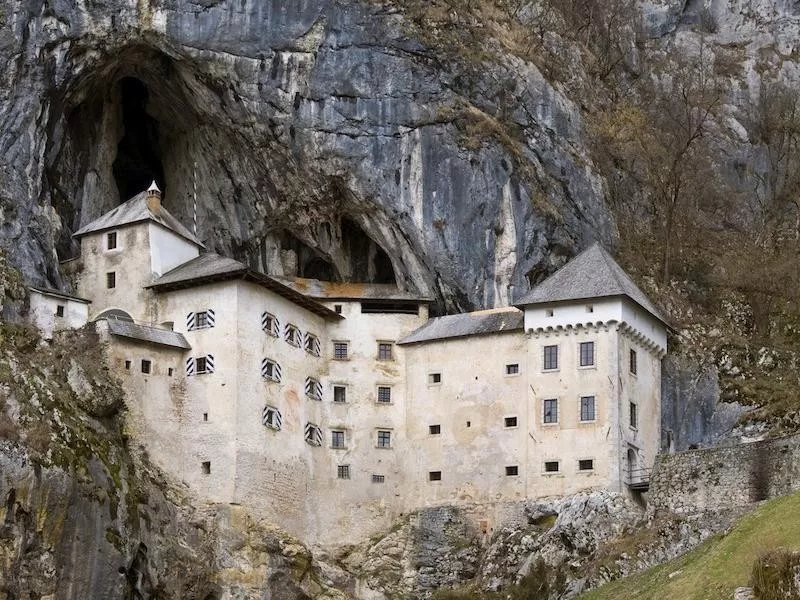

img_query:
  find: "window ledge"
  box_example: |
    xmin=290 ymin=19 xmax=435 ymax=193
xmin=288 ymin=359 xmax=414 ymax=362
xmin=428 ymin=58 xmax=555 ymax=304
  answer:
xmin=330 ymin=446 xmax=348 ymax=450
xmin=542 ymin=368 xmax=560 ymax=374
xmin=578 ymin=419 xmax=598 ymax=425
xmin=332 ymin=357 xmax=350 ymax=362
xmin=541 ymin=422 xmax=559 ymax=427
xmin=504 ymin=373 xmax=521 ymax=378
xmin=504 ymin=426 xmax=519 ymax=430
xmin=577 ymin=365 xmax=597 ymax=370
xmin=375 ymin=445 xmax=392 ymax=450
xmin=541 ymin=472 xmax=562 ymax=476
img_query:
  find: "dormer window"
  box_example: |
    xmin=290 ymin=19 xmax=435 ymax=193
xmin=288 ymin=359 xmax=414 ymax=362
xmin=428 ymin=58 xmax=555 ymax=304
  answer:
xmin=106 ymin=231 xmax=118 ymax=250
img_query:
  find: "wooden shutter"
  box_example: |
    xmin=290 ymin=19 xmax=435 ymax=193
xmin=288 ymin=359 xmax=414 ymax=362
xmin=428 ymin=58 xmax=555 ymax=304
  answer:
xmin=185 ymin=357 xmax=195 ymax=376
xmin=206 ymin=309 xmax=216 ymax=327
xmin=186 ymin=312 xmax=196 ymax=331
xmin=205 ymin=354 xmax=215 ymax=373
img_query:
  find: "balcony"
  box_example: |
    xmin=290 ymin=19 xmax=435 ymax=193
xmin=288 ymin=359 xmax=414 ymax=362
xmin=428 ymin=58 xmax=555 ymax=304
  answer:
xmin=626 ymin=467 xmax=651 ymax=492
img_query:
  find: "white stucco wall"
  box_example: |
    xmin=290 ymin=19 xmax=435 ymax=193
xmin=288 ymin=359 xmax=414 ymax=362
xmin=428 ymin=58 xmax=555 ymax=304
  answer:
xmin=28 ymin=290 xmax=89 ymax=339
xmin=148 ymin=224 xmax=200 ymax=276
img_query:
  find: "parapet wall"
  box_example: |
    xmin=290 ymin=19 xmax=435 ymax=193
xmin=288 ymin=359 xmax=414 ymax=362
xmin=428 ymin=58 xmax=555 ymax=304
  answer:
xmin=649 ymin=434 xmax=800 ymax=514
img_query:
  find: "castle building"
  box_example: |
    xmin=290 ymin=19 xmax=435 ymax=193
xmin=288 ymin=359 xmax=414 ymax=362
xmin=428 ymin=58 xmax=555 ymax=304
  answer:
xmin=32 ymin=184 xmax=668 ymax=547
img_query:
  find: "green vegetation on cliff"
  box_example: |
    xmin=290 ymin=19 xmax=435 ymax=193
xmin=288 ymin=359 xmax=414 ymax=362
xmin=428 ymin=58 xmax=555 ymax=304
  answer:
xmin=580 ymin=491 xmax=800 ymax=600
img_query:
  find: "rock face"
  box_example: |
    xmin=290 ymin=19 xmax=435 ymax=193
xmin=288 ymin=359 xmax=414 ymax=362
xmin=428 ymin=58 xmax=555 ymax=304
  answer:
xmin=0 ymin=0 xmax=613 ymax=311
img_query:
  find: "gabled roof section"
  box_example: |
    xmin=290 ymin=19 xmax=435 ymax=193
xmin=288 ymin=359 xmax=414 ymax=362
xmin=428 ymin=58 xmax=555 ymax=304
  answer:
xmin=513 ymin=243 xmax=669 ymax=324
xmin=146 ymin=253 xmax=341 ymax=320
xmin=29 ymin=286 xmax=92 ymax=304
xmin=398 ymin=307 xmax=523 ymax=345
xmin=73 ymin=191 xmax=204 ymax=248
xmin=278 ymin=277 xmax=434 ymax=303
xmin=105 ymin=319 xmax=191 ymax=350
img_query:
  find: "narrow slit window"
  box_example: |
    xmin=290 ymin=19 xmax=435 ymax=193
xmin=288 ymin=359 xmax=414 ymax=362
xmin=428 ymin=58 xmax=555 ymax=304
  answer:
xmin=106 ymin=272 xmax=116 ymax=289
xmin=630 ymin=402 xmax=638 ymax=429
xmin=141 ymin=359 xmax=151 ymax=374
xmin=630 ymin=349 xmax=638 ymax=375
xmin=201 ymin=461 xmax=211 ymax=475
xmin=107 ymin=231 xmax=118 ymax=250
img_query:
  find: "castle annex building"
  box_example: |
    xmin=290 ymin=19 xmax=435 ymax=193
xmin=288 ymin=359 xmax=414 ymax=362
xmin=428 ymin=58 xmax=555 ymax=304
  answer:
xmin=30 ymin=184 xmax=669 ymax=547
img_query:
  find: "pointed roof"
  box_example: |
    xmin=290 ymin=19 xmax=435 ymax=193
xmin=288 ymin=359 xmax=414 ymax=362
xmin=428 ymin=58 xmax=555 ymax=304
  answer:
xmin=513 ymin=243 xmax=669 ymax=324
xmin=73 ymin=190 xmax=203 ymax=247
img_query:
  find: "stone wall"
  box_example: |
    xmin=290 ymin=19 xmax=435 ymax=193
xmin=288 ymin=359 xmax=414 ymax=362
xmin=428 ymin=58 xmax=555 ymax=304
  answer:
xmin=649 ymin=435 xmax=800 ymax=514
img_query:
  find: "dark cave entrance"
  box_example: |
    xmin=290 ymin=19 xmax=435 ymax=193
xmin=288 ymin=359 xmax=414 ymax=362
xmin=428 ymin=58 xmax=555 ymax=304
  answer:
xmin=112 ymin=77 xmax=166 ymax=201
xmin=341 ymin=218 xmax=396 ymax=284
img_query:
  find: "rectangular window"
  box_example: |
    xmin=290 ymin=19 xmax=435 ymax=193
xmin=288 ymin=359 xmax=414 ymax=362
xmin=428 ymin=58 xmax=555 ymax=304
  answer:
xmin=333 ymin=385 xmax=347 ymax=403
xmin=201 ymin=461 xmax=211 ymax=475
xmin=285 ymin=324 xmax=301 ymax=347
xmin=305 ymin=377 xmax=323 ymax=401
xmin=334 ymin=304 xmax=343 ymax=314
xmin=262 ymin=405 xmax=282 ymax=430
xmin=55 ymin=305 xmax=65 ymax=318
xmin=505 ymin=465 xmax=519 ymax=476
xmin=428 ymin=372 xmax=442 ymax=384
xmin=543 ymin=345 xmax=558 ymax=370
xmin=377 ymin=386 xmax=392 ymax=404
xmin=372 ymin=474 xmax=385 ymax=484
xmin=337 ymin=465 xmax=350 ymax=480
xmin=333 ymin=342 xmax=349 ymax=360
xmin=141 ymin=359 xmax=151 ymax=374
xmin=377 ymin=430 xmax=392 ymax=448
xmin=107 ymin=231 xmax=117 ymax=250
xmin=546 ymin=308 xmax=554 ymax=317
xmin=429 ymin=424 xmax=441 ymax=435
xmin=331 ymin=430 xmax=346 ymax=449
xmin=261 ymin=358 xmax=281 ymax=382
xmin=304 ymin=333 xmax=321 ymax=356
xmin=377 ymin=342 xmax=393 ymax=360
xmin=168 ymin=367 xmax=173 ymax=377
xmin=196 ymin=311 xmax=209 ymax=328
xmin=578 ymin=459 xmax=594 ymax=471
xmin=124 ymin=360 xmax=131 ymax=370
xmin=543 ymin=399 xmax=558 ymax=424
xmin=630 ymin=402 xmax=638 ymax=429
xmin=428 ymin=471 xmax=442 ymax=482
xmin=261 ymin=312 xmax=279 ymax=337
xmin=505 ymin=363 xmax=520 ymax=375
xmin=203 ymin=412 xmax=208 ymax=422
xmin=630 ymin=349 xmax=638 ymax=375
xmin=579 ymin=341 xmax=595 ymax=367
xmin=106 ymin=272 xmax=116 ymax=289
xmin=544 ymin=461 xmax=560 ymax=473
xmin=580 ymin=396 xmax=596 ymax=422
xmin=196 ymin=356 xmax=208 ymax=374
xmin=305 ymin=423 xmax=323 ymax=447
xmin=504 ymin=416 xmax=518 ymax=428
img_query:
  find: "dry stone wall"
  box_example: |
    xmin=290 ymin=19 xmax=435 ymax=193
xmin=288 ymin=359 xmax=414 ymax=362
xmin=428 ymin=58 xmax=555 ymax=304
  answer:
xmin=649 ymin=435 xmax=800 ymax=514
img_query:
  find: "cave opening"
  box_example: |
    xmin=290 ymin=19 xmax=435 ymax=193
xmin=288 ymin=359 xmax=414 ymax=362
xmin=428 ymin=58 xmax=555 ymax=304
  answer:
xmin=112 ymin=77 xmax=166 ymax=202
xmin=341 ymin=218 xmax=396 ymax=284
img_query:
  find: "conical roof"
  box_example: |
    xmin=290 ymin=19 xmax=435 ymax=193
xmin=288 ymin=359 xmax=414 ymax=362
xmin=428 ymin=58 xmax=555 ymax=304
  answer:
xmin=513 ymin=243 xmax=668 ymax=324
xmin=73 ymin=190 xmax=203 ymax=247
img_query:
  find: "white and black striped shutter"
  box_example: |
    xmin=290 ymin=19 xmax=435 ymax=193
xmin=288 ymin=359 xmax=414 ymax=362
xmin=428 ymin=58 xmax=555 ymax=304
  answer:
xmin=205 ymin=354 xmax=215 ymax=373
xmin=206 ymin=309 xmax=216 ymax=327
xmin=274 ymin=362 xmax=282 ymax=382
xmin=313 ymin=336 xmax=321 ymax=356
xmin=186 ymin=357 xmax=195 ymax=376
xmin=273 ymin=316 xmax=281 ymax=336
xmin=260 ymin=358 xmax=269 ymax=378
xmin=186 ymin=312 xmax=196 ymax=331
xmin=304 ymin=423 xmax=322 ymax=446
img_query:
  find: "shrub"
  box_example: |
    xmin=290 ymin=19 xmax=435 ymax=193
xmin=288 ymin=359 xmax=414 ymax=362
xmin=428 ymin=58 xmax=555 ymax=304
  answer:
xmin=751 ymin=548 xmax=800 ymax=600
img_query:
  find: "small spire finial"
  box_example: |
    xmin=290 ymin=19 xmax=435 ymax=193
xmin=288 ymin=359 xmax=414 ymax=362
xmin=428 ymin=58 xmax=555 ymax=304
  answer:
xmin=147 ymin=180 xmax=160 ymax=194
xmin=146 ymin=180 xmax=162 ymax=212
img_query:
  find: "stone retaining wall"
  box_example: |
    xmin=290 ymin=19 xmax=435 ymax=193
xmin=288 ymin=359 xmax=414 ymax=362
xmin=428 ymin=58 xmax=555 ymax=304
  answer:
xmin=649 ymin=434 xmax=800 ymax=514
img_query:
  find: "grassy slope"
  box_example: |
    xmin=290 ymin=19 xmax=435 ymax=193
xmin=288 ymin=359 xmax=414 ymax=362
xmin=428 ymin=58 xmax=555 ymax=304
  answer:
xmin=580 ymin=491 xmax=800 ymax=600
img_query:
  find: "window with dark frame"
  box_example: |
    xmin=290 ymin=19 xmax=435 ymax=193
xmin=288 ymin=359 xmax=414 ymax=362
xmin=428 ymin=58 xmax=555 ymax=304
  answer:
xmin=196 ymin=311 xmax=209 ymax=328
xmin=168 ymin=368 xmax=173 ymax=377
xmin=333 ymin=386 xmax=347 ymax=403
xmin=543 ymin=399 xmax=558 ymax=424
xmin=334 ymin=304 xmax=343 ymax=314
xmin=377 ymin=342 xmax=393 ymax=360
xmin=428 ymin=471 xmax=442 ymax=481
xmin=579 ymin=341 xmax=595 ymax=367
xmin=506 ymin=363 xmax=520 ymax=375
xmin=334 ymin=342 xmax=349 ymax=360
xmin=331 ymin=430 xmax=346 ymax=448
xmin=543 ymin=345 xmax=558 ymax=370
xmin=201 ymin=461 xmax=211 ymax=475
xmin=377 ymin=430 xmax=392 ymax=448
xmin=55 ymin=305 xmax=65 ymax=318
xmin=305 ymin=333 xmax=320 ymax=356
xmin=262 ymin=312 xmax=278 ymax=336
xmin=107 ymin=231 xmax=117 ymax=250
xmin=141 ymin=359 xmax=151 ymax=374
xmin=544 ymin=461 xmax=560 ymax=473
xmin=429 ymin=424 xmax=441 ymax=435
xmin=196 ymin=356 xmax=208 ymax=374
xmin=630 ymin=402 xmax=638 ymax=429
xmin=630 ymin=349 xmax=637 ymax=374
xmin=428 ymin=372 xmax=442 ymax=384
xmin=106 ymin=272 xmax=116 ymax=289
xmin=505 ymin=465 xmax=519 ymax=476
xmin=580 ymin=396 xmax=596 ymax=422
xmin=337 ymin=465 xmax=350 ymax=479
xmin=285 ymin=324 xmax=301 ymax=347
xmin=125 ymin=360 xmax=131 ymax=370
xmin=578 ymin=459 xmax=594 ymax=471
xmin=377 ymin=386 xmax=392 ymax=403
xmin=504 ymin=416 xmax=518 ymax=428
xmin=372 ymin=474 xmax=385 ymax=483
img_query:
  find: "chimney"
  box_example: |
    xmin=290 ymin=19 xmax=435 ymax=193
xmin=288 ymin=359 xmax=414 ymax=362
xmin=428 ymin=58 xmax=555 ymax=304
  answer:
xmin=146 ymin=180 xmax=161 ymax=212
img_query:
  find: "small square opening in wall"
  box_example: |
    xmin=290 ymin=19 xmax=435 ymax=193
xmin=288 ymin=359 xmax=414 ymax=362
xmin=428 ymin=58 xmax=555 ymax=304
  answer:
xmin=578 ymin=459 xmax=594 ymax=471
xmin=203 ymin=413 xmax=208 ymax=422
xmin=428 ymin=471 xmax=442 ymax=482
xmin=124 ymin=360 xmax=131 ymax=370
xmin=337 ymin=465 xmax=350 ymax=480
xmin=55 ymin=305 xmax=65 ymax=318
xmin=201 ymin=461 xmax=211 ymax=475
xmin=106 ymin=271 xmax=116 ymax=289
xmin=428 ymin=372 xmax=442 ymax=385
xmin=544 ymin=461 xmax=560 ymax=473
xmin=429 ymin=424 xmax=441 ymax=435
xmin=505 ymin=363 xmax=520 ymax=375
xmin=504 ymin=416 xmax=518 ymax=428
xmin=334 ymin=304 xmax=343 ymax=314
xmin=586 ymin=304 xmax=594 ymax=313
xmin=505 ymin=465 xmax=519 ymax=476
xmin=168 ymin=367 xmax=174 ymax=377
xmin=546 ymin=308 xmax=554 ymax=317
xmin=141 ymin=359 xmax=151 ymax=374
xmin=372 ymin=474 xmax=385 ymax=484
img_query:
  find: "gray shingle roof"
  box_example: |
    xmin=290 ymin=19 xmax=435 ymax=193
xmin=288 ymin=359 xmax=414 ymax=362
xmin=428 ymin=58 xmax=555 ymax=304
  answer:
xmin=147 ymin=253 xmax=341 ymax=320
xmin=73 ymin=191 xmax=204 ymax=247
xmin=398 ymin=308 xmax=523 ymax=345
xmin=277 ymin=277 xmax=434 ymax=302
xmin=106 ymin=319 xmax=191 ymax=349
xmin=513 ymin=243 xmax=668 ymax=324
xmin=29 ymin=286 xmax=91 ymax=304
